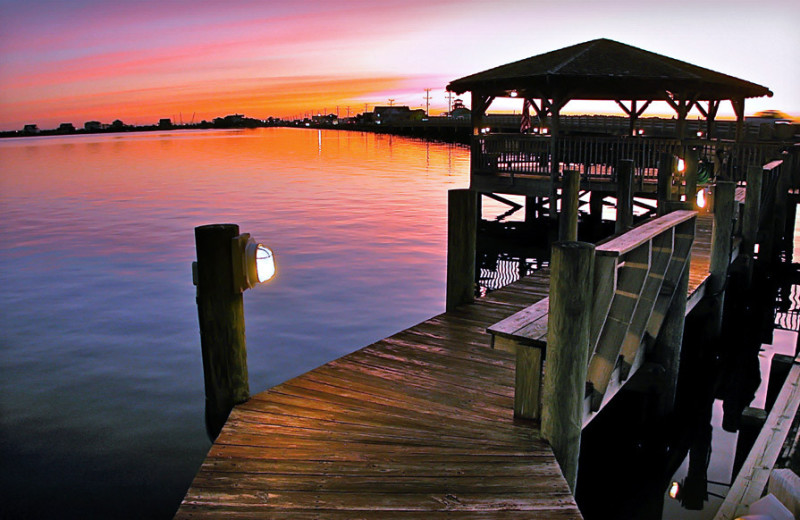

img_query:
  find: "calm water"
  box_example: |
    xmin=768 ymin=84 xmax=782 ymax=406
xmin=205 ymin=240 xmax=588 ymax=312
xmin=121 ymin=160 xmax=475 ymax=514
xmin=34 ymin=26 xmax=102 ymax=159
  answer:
xmin=0 ymin=128 xmax=470 ymax=518
xmin=1 ymin=128 xmax=797 ymax=520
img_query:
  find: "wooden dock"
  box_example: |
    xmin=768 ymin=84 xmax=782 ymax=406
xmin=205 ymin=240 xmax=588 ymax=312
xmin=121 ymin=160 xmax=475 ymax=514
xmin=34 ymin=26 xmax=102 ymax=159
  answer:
xmin=177 ymin=215 xmax=717 ymax=519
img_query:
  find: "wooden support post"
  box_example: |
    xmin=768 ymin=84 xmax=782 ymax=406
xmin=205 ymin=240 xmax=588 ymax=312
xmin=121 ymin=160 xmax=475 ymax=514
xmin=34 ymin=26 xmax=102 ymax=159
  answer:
xmin=542 ymin=241 xmax=595 ymax=493
xmin=589 ymin=191 xmax=604 ymax=223
xmin=708 ymin=181 xmax=735 ymax=339
xmin=766 ymin=354 xmax=794 ymax=414
xmin=525 ymin=195 xmax=538 ymax=224
xmin=732 ymin=407 xmax=767 ymax=478
xmin=657 ymin=152 xmax=674 ymax=216
xmin=616 ymin=159 xmax=634 ymax=234
xmin=446 ymin=189 xmax=477 ymax=311
xmin=515 ymin=343 xmax=545 ymax=421
xmin=775 ymin=153 xmax=794 ymax=258
xmin=741 ymin=165 xmax=764 ymax=259
xmin=195 ymin=224 xmax=250 ymax=439
xmin=685 ymin=147 xmax=699 ymax=206
xmin=559 ymin=169 xmax=580 ymax=241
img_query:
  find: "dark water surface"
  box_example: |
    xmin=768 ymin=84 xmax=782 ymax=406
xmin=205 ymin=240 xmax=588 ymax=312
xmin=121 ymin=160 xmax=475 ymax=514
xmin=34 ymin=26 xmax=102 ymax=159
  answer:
xmin=0 ymin=128 xmax=469 ymax=518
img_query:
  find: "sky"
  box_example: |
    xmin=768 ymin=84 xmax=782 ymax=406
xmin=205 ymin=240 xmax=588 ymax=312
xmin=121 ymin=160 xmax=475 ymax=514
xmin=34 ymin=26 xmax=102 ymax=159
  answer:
xmin=0 ymin=0 xmax=798 ymax=131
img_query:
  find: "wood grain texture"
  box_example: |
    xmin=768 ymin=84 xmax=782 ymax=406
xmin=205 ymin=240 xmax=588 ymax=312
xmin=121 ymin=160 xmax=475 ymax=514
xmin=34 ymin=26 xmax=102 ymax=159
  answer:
xmin=176 ymin=266 xmax=582 ymax=519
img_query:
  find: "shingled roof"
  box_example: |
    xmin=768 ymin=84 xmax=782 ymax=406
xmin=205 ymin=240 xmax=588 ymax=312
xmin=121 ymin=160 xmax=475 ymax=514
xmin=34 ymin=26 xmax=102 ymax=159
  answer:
xmin=447 ymin=39 xmax=772 ymax=102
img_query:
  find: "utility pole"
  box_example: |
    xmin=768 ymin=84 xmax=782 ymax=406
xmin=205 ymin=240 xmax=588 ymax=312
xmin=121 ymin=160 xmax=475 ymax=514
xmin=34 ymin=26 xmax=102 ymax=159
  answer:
xmin=446 ymin=91 xmax=453 ymax=115
xmin=388 ymin=99 xmax=395 ymax=107
xmin=346 ymin=106 xmax=351 ymax=117
xmin=424 ymin=88 xmax=432 ymax=117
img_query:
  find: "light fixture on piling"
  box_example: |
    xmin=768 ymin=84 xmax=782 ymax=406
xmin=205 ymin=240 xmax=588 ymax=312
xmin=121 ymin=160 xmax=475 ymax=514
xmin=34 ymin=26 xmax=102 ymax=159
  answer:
xmin=231 ymin=233 xmax=276 ymax=292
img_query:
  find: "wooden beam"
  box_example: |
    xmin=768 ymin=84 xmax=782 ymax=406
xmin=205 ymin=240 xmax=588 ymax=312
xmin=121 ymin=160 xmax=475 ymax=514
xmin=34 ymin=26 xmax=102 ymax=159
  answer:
xmin=714 ymin=357 xmax=800 ymax=520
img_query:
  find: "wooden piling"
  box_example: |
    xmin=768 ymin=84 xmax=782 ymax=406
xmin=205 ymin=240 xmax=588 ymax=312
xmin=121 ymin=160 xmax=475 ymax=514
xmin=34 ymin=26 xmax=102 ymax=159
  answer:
xmin=615 ymin=159 xmax=634 ymax=234
xmin=657 ymin=152 xmax=674 ymax=216
xmin=446 ymin=189 xmax=478 ymax=311
xmin=741 ymin=165 xmax=763 ymax=258
xmin=708 ymin=181 xmax=736 ymax=337
xmin=542 ymin=241 xmax=595 ymax=493
xmin=559 ymin=169 xmax=580 ymax=241
xmin=195 ymin=224 xmax=250 ymax=438
xmin=685 ymin=147 xmax=699 ymax=206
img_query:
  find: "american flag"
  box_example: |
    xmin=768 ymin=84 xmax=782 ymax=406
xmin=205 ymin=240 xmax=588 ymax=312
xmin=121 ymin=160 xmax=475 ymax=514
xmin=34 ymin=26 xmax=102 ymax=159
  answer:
xmin=520 ymin=98 xmax=531 ymax=133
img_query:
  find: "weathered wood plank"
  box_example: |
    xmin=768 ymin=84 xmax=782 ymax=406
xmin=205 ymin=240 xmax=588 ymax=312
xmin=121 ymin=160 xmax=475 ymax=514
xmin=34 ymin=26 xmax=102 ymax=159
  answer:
xmin=177 ymin=266 xmax=580 ymax=519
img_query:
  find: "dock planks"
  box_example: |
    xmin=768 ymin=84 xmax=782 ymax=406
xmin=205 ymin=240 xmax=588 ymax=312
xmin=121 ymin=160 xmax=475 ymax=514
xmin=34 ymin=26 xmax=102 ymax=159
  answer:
xmin=177 ymin=219 xmax=715 ymax=519
xmin=176 ymin=271 xmax=586 ymax=519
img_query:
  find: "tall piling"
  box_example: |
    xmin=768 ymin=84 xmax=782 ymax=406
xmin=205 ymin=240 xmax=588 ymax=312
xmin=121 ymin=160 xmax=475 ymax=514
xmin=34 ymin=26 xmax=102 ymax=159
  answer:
xmin=542 ymin=241 xmax=595 ymax=493
xmin=446 ymin=189 xmax=478 ymax=311
xmin=615 ymin=159 xmax=634 ymax=234
xmin=195 ymin=223 xmax=250 ymax=439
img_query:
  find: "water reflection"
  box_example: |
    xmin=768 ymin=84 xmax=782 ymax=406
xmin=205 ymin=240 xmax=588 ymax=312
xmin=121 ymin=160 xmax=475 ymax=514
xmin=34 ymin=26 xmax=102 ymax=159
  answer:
xmin=0 ymin=129 xmax=469 ymax=518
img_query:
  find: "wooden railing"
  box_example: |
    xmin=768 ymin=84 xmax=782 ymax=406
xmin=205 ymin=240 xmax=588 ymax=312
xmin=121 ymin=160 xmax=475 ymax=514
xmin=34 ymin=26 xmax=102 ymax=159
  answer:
xmin=475 ymin=134 xmax=784 ymax=185
xmin=488 ymin=209 xmax=697 ymax=420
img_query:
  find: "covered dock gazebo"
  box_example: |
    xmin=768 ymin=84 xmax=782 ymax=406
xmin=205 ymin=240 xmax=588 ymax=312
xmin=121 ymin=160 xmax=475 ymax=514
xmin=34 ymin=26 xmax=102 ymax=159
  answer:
xmin=447 ymin=38 xmax=772 ymax=141
xmin=446 ymin=39 xmax=777 ymax=201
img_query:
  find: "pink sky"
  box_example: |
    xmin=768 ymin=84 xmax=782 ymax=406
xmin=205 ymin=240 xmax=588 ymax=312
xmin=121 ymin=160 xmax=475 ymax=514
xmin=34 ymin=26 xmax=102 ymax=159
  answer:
xmin=1 ymin=0 xmax=798 ymax=131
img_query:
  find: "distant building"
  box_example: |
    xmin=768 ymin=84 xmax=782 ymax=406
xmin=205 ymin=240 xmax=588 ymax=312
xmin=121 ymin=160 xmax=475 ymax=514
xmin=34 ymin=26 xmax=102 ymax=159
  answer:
xmin=450 ymin=99 xmax=471 ymax=119
xmin=23 ymin=124 xmax=40 ymax=134
xmin=311 ymin=114 xmax=338 ymax=125
xmin=84 ymin=121 xmax=102 ymax=131
xmin=159 ymin=118 xmax=173 ymax=128
xmin=57 ymin=123 xmax=75 ymax=133
xmin=111 ymin=119 xmax=126 ymax=130
xmin=373 ymin=106 xmax=425 ymax=124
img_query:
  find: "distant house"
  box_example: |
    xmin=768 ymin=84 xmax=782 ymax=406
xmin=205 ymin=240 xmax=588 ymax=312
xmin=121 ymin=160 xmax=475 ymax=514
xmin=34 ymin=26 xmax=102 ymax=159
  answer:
xmin=23 ymin=124 xmax=40 ymax=134
xmin=84 ymin=121 xmax=102 ymax=131
xmin=450 ymin=99 xmax=471 ymax=120
xmin=159 ymin=118 xmax=173 ymax=128
xmin=57 ymin=123 xmax=76 ymax=133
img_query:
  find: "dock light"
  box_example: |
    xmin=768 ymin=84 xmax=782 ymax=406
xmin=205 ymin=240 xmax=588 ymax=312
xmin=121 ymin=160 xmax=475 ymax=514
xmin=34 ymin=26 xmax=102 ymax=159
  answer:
xmin=696 ymin=187 xmax=708 ymax=209
xmin=636 ymin=128 xmax=645 ymax=136
xmin=677 ymin=158 xmax=686 ymax=173
xmin=509 ymin=90 xmax=519 ymax=97
xmin=480 ymin=127 xmax=491 ymax=134
xmin=231 ymin=233 xmax=276 ymax=292
xmin=696 ymin=130 xmax=705 ymax=138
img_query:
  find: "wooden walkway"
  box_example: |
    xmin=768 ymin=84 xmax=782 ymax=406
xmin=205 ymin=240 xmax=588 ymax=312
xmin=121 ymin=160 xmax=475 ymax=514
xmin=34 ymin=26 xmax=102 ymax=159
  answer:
xmin=177 ymin=216 xmax=716 ymax=519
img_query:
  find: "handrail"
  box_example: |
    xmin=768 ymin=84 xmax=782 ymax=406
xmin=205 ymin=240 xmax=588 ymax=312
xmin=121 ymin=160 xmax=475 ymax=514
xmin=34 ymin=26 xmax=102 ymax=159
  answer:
xmin=596 ymin=210 xmax=696 ymax=256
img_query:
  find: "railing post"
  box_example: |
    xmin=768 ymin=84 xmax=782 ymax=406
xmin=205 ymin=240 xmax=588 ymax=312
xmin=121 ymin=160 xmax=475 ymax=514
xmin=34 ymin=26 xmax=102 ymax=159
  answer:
xmin=616 ymin=159 xmax=634 ymax=234
xmin=446 ymin=189 xmax=478 ymax=311
xmin=708 ymin=181 xmax=736 ymax=338
xmin=558 ymin=169 xmax=580 ymax=241
xmin=195 ymin=224 xmax=250 ymax=439
xmin=542 ymin=241 xmax=595 ymax=493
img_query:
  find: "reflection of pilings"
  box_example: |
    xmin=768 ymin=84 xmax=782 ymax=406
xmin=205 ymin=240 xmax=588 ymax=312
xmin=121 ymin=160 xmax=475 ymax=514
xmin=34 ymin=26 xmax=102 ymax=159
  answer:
xmin=478 ymin=256 xmax=543 ymax=292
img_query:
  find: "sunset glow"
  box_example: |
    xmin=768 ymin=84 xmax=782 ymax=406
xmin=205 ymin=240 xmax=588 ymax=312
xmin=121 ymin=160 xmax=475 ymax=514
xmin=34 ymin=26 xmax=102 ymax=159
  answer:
xmin=1 ymin=0 xmax=798 ymax=131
